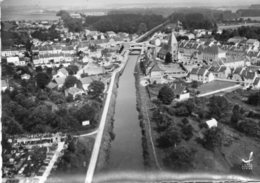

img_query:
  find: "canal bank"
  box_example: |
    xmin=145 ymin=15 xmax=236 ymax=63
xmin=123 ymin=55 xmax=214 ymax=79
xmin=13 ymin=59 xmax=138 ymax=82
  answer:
xmin=94 ymin=54 xmax=147 ymax=177
xmin=134 ymin=61 xmax=161 ymax=170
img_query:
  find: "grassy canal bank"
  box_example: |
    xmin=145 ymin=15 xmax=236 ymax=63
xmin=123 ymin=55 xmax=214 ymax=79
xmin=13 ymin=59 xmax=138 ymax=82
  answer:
xmin=95 ymin=53 xmax=159 ymax=173
xmin=134 ymin=61 xmax=160 ymax=170
xmin=95 ymin=53 xmax=129 ymax=172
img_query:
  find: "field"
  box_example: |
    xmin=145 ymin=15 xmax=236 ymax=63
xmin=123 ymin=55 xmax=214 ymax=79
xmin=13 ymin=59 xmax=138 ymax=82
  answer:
xmin=139 ymin=73 xmax=260 ymax=178
xmin=218 ymin=23 xmax=260 ymax=30
xmin=198 ymin=80 xmax=239 ymax=95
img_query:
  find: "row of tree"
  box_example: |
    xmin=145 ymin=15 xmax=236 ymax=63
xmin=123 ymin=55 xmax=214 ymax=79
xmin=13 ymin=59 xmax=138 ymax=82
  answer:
xmin=31 ymin=25 xmax=61 ymax=41
xmin=168 ymin=12 xmax=217 ymax=30
xmin=213 ymin=26 xmax=260 ymax=43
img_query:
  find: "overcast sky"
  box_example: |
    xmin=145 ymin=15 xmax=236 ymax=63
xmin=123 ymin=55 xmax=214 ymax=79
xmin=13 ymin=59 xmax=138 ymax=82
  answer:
xmin=2 ymin=0 xmax=260 ymax=8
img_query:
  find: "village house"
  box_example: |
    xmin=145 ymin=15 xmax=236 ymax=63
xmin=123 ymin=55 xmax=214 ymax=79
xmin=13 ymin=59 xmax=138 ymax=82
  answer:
xmin=106 ymin=31 xmax=117 ymax=38
xmin=253 ymin=77 xmax=260 ymax=89
xmin=206 ymin=118 xmax=218 ymax=129
xmin=157 ymin=46 xmax=169 ymax=60
xmin=202 ymin=45 xmax=226 ymax=64
xmin=208 ymin=66 xmax=220 ymax=77
xmin=79 ymin=62 xmax=104 ymax=76
xmin=46 ymin=82 xmax=58 ymax=90
xmin=246 ymin=39 xmax=260 ymax=50
xmin=228 ymin=36 xmax=247 ymax=46
xmin=220 ymin=56 xmax=245 ymax=69
xmin=1 ymin=80 xmax=8 ymax=92
xmin=80 ymin=77 xmax=93 ymax=91
xmin=232 ymin=67 xmax=245 ymax=82
xmin=21 ymin=74 xmax=31 ymax=80
xmin=61 ymin=46 xmax=75 ymax=55
xmin=170 ymin=83 xmax=190 ymax=101
xmin=53 ymin=77 xmax=66 ymax=89
xmin=2 ymin=48 xmax=20 ymax=57
xmin=7 ymin=57 xmax=20 ymax=65
xmin=65 ymin=87 xmax=85 ymax=99
xmin=189 ymin=67 xmax=214 ymax=83
xmin=148 ymin=63 xmax=163 ymax=84
xmin=243 ymin=70 xmax=258 ymax=87
xmin=159 ymin=63 xmax=187 ymax=79
xmin=217 ymin=66 xmax=231 ymax=79
xmin=54 ymin=68 xmax=69 ymax=79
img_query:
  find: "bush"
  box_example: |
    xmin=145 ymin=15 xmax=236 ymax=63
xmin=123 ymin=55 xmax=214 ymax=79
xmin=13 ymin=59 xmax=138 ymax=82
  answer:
xmin=164 ymin=146 xmax=196 ymax=171
xmin=202 ymin=127 xmax=222 ymax=150
xmin=174 ymin=105 xmax=190 ymax=116
xmin=247 ymin=92 xmax=260 ymax=106
xmin=237 ymin=119 xmax=260 ymax=138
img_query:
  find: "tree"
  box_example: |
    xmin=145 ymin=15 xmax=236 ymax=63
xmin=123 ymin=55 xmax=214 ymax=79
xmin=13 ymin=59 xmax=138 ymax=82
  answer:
xmin=179 ymin=118 xmax=193 ymax=140
xmin=191 ymin=80 xmax=199 ymax=88
xmin=237 ymin=119 xmax=260 ymax=138
xmin=26 ymin=105 xmax=60 ymax=132
xmin=202 ymin=127 xmax=222 ymax=150
xmin=247 ymin=92 xmax=260 ymax=106
xmin=88 ymin=80 xmax=105 ymax=98
xmin=36 ymin=66 xmax=43 ymax=72
xmin=2 ymin=113 xmax=24 ymax=135
xmin=137 ymin=22 xmax=147 ymax=35
xmin=164 ymin=146 xmax=195 ymax=171
xmin=158 ymin=85 xmax=174 ymax=105
xmin=49 ymin=91 xmax=65 ymax=104
xmin=158 ymin=126 xmax=181 ymax=148
xmin=208 ymin=96 xmax=229 ymax=119
xmin=165 ymin=52 xmax=172 ymax=64
xmin=64 ymin=76 xmax=81 ymax=89
xmin=74 ymin=104 xmax=96 ymax=125
xmin=67 ymin=65 xmax=79 ymax=75
xmin=152 ymin=109 xmax=171 ymax=132
xmin=230 ymin=104 xmax=243 ymax=126
xmin=36 ymin=72 xmax=50 ymax=89
xmin=68 ymin=140 xmax=76 ymax=153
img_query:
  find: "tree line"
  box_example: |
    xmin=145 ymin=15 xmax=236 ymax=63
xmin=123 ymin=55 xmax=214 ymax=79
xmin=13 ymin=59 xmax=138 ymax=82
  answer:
xmin=213 ymin=26 xmax=260 ymax=43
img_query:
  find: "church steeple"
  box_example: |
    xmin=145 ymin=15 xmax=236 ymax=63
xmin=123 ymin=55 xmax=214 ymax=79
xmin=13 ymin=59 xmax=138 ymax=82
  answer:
xmin=168 ymin=30 xmax=178 ymax=62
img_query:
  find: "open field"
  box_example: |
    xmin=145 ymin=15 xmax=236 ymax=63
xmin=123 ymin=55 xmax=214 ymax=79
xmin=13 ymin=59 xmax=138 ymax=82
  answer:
xmin=198 ymin=80 xmax=238 ymax=95
xmin=218 ymin=23 xmax=260 ymax=30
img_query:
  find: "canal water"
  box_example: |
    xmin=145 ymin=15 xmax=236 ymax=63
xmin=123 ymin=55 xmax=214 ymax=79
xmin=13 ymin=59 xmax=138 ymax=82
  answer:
xmin=105 ymin=55 xmax=145 ymax=171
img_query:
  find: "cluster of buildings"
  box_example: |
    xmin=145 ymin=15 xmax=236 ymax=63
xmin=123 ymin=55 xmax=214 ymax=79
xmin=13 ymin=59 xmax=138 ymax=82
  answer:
xmin=145 ymin=29 xmax=260 ymax=90
xmin=2 ymin=133 xmax=66 ymax=182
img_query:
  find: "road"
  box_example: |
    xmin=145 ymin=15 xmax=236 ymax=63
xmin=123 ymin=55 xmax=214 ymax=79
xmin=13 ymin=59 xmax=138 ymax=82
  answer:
xmin=197 ymin=84 xmax=242 ymax=98
xmin=84 ymin=50 xmax=129 ymax=183
xmin=38 ymin=142 xmax=65 ymax=183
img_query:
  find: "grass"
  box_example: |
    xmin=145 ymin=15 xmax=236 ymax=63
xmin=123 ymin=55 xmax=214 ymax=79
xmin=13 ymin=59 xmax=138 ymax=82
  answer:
xmin=141 ymin=80 xmax=260 ymax=177
xmin=198 ymin=80 xmax=238 ymax=95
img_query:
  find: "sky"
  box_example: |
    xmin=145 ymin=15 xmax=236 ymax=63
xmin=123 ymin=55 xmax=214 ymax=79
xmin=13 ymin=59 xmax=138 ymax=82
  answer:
xmin=2 ymin=0 xmax=260 ymax=9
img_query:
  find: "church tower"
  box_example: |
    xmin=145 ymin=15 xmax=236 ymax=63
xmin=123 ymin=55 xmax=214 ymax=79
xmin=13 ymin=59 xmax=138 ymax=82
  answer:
xmin=168 ymin=30 xmax=178 ymax=62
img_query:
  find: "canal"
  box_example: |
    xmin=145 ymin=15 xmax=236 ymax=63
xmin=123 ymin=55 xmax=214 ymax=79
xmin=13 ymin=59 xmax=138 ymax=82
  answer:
xmin=105 ymin=54 xmax=145 ymax=171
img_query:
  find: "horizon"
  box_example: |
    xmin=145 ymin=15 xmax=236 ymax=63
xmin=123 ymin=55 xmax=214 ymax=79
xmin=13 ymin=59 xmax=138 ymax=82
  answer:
xmin=2 ymin=0 xmax=260 ymax=9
